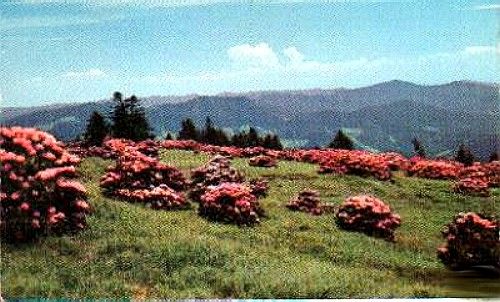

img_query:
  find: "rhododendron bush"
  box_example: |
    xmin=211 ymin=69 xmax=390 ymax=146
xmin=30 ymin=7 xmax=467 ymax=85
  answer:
xmin=189 ymin=155 xmax=245 ymax=202
xmin=100 ymin=149 xmax=189 ymax=209
xmin=335 ymin=195 xmax=401 ymax=241
xmin=286 ymin=190 xmax=324 ymax=215
xmin=453 ymin=164 xmax=492 ymax=196
xmin=437 ymin=212 xmax=499 ymax=270
xmin=484 ymin=161 xmax=500 ymax=187
xmin=407 ymin=159 xmax=462 ymax=180
xmin=248 ymin=155 xmax=278 ymax=168
xmin=199 ymin=182 xmax=265 ymax=225
xmin=318 ymin=150 xmax=392 ymax=181
xmin=249 ymin=178 xmax=269 ymax=198
xmin=0 ymin=127 xmax=90 ymax=242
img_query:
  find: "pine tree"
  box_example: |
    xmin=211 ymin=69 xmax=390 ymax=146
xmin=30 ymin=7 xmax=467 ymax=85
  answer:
xmin=110 ymin=92 xmax=153 ymax=141
xmin=165 ymin=133 xmax=173 ymax=140
xmin=489 ymin=151 xmax=499 ymax=162
xmin=455 ymin=144 xmax=475 ymax=166
xmin=178 ymin=118 xmax=199 ymax=140
xmin=83 ymin=111 xmax=109 ymax=146
xmin=247 ymin=127 xmax=261 ymax=147
xmin=328 ymin=130 xmax=354 ymax=150
xmin=412 ymin=138 xmax=426 ymax=158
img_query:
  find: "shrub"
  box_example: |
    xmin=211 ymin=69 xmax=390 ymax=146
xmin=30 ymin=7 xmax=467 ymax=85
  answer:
xmin=100 ymin=149 xmax=188 ymax=209
xmin=189 ymin=155 xmax=245 ymax=202
xmin=286 ymin=190 xmax=324 ymax=215
xmin=335 ymin=195 xmax=401 ymax=241
xmin=453 ymin=178 xmax=490 ymax=197
xmin=113 ymin=185 xmax=188 ymax=210
xmin=0 ymin=127 xmax=90 ymax=242
xmin=437 ymin=212 xmax=499 ymax=270
xmin=199 ymin=182 xmax=264 ymax=225
xmin=248 ymin=155 xmax=278 ymax=167
xmin=484 ymin=161 xmax=500 ymax=188
xmin=249 ymin=178 xmax=269 ymax=198
xmin=407 ymin=159 xmax=462 ymax=180
xmin=319 ymin=151 xmax=392 ymax=181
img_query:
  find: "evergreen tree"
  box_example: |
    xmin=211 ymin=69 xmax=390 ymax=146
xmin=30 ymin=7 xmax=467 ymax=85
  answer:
xmin=489 ymin=151 xmax=499 ymax=162
xmin=247 ymin=127 xmax=261 ymax=147
xmin=262 ymin=133 xmax=283 ymax=150
xmin=412 ymin=138 xmax=426 ymax=158
xmin=455 ymin=144 xmax=475 ymax=166
xmin=83 ymin=111 xmax=109 ymax=146
xmin=328 ymin=130 xmax=354 ymax=150
xmin=165 ymin=132 xmax=173 ymax=140
xmin=110 ymin=92 xmax=153 ymax=141
xmin=178 ymin=118 xmax=199 ymax=140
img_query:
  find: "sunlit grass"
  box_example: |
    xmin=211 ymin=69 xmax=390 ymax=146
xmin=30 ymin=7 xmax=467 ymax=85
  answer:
xmin=2 ymin=150 xmax=499 ymax=298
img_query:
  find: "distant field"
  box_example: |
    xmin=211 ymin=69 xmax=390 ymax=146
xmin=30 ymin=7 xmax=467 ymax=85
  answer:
xmin=2 ymin=150 xmax=499 ymax=298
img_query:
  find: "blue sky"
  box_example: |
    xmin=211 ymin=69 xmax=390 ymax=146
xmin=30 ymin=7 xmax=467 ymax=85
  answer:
xmin=1 ymin=0 xmax=498 ymax=107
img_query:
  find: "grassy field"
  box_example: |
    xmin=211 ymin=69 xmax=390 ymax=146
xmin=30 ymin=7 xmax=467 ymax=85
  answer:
xmin=2 ymin=149 xmax=500 ymax=299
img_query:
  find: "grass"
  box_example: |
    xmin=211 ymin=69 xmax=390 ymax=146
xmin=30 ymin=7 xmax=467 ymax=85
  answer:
xmin=2 ymin=149 xmax=500 ymax=298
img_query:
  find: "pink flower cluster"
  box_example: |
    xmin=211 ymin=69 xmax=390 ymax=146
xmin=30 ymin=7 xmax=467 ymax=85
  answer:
xmin=0 ymin=127 xmax=90 ymax=242
xmin=248 ymin=155 xmax=278 ymax=168
xmin=437 ymin=212 xmax=499 ymax=270
xmin=100 ymin=149 xmax=189 ymax=210
xmin=286 ymin=190 xmax=324 ymax=215
xmin=484 ymin=161 xmax=500 ymax=188
xmin=406 ymin=159 xmax=462 ymax=180
xmin=199 ymin=182 xmax=265 ymax=225
xmin=453 ymin=164 xmax=490 ymax=196
xmin=335 ymin=195 xmax=401 ymax=241
xmin=318 ymin=150 xmax=392 ymax=181
xmin=249 ymin=178 xmax=269 ymax=198
xmin=189 ymin=155 xmax=245 ymax=202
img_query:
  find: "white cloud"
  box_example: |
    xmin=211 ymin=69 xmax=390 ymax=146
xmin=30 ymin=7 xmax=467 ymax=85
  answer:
xmin=63 ymin=68 xmax=106 ymax=79
xmin=228 ymin=43 xmax=280 ymax=68
xmin=471 ymin=4 xmax=500 ymax=11
xmin=463 ymin=45 xmax=498 ymax=56
xmin=283 ymin=47 xmax=305 ymax=65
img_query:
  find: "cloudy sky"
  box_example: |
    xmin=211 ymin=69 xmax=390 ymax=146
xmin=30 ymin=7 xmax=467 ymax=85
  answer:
xmin=1 ymin=0 xmax=498 ymax=107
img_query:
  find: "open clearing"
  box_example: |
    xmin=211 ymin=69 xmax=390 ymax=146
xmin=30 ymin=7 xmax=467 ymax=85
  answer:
xmin=3 ymin=150 xmax=499 ymax=298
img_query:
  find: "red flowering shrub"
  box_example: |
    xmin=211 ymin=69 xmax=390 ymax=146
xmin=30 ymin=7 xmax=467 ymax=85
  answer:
xmin=199 ymin=182 xmax=264 ymax=225
xmin=319 ymin=151 xmax=392 ymax=181
xmin=100 ymin=150 xmax=188 ymax=209
xmin=248 ymin=155 xmax=278 ymax=167
xmin=189 ymin=155 xmax=245 ymax=202
xmin=161 ymin=140 xmax=200 ymax=151
xmin=0 ymin=127 xmax=90 ymax=242
xmin=379 ymin=152 xmax=411 ymax=171
xmin=453 ymin=178 xmax=490 ymax=197
xmin=135 ymin=139 xmax=160 ymax=157
xmin=437 ymin=212 xmax=499 ymax=270
xmin=484 ymin=161 xmax=500 ymax=187
xmin=286 ymin=190 xmax=324 ymax=215
xmin=113 ymin=185 xmax=188 ymax=210
xmin=335 ymin=195 xmax=401 ymax=241
xmin=249 ymin=178 xmax=269 ymax=198
xmin=407 ymin=159 xmax=462 ymax=180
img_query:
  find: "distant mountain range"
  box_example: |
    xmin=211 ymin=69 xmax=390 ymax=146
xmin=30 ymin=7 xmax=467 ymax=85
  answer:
xmin=2 ymin=80 xmax=499 ymax=159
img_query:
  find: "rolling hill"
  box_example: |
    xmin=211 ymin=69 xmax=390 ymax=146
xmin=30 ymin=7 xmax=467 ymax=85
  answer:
xmin=2 ymin=80 xmax=499 ymax=159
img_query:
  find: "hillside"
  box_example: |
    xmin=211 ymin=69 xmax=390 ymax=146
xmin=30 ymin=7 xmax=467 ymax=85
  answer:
xmin=3 ymin=149 xmax=499 ymax=298
xmin=2 ymin=80 xmax=499 ymax=159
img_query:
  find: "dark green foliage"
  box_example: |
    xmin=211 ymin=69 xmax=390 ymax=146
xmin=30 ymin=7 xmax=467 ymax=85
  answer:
xmin=199 ymin=117 xmax=231 ymax=146
xmin=83 ymin=111 xmax=110 ymax=146
xmin=165 ymin=133 xmax=174 ymax=140
xmin=178 ymin=118 xmax=200 ymax=141
xmin=489 ymin=151 xmax=499 ymax=162
xmin=328 ymin=130 xmax=354 ymax=150
xmin=110 ymin=92 xmax=153 ymax=141
xmin=412 ymin=138 xmax=426 ymax=158
xmin=262 ymin=133 xmax=283 ymax=150
xmin=455 ymin=144 xmax=475 ymax=166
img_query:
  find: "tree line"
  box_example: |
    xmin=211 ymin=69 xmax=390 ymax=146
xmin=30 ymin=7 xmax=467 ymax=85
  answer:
xmin=83 ymin=92 xmax=499 ymax=164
